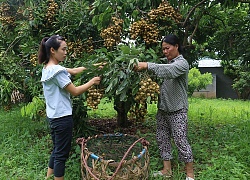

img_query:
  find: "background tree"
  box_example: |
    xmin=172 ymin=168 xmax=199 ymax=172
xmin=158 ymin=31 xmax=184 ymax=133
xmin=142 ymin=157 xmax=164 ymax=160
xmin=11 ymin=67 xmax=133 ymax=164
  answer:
xmin=188 ymin=67 xmax=213 ymax=97
xmin=206 ymin=4 xmax=250 ymax=99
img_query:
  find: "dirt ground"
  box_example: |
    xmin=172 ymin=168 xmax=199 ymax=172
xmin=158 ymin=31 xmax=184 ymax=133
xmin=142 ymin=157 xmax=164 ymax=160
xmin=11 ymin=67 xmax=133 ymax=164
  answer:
xmin=88 ymin=118 xmax=152 ymax=135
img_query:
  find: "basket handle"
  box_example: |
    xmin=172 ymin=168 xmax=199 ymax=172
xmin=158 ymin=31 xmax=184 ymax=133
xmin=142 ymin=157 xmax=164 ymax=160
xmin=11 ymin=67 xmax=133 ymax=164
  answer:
xmin=109 ymin=137 xmax=149 ymax=180
xmin=77 ymin=138 xmax=100 ymax=180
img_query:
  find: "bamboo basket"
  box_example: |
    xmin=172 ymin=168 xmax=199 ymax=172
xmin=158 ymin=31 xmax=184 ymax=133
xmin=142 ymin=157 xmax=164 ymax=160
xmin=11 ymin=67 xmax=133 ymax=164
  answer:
xmin=76 ymin=133 xmax=150 ymax=180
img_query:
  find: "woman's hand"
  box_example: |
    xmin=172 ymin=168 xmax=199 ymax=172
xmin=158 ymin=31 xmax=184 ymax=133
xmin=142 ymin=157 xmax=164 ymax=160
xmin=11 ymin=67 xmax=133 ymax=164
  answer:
xmin=90 ymin=76 xmax=101 ymax=85
xmin=67 ymin=67 xmax=86 ymax=75
xmin=93 ymin=62 xmax=107 ymax=69
xmin=133 ymin=62 xmax=148 ymax=71
xmin=65 ymin=76 xmax=101 ymax=96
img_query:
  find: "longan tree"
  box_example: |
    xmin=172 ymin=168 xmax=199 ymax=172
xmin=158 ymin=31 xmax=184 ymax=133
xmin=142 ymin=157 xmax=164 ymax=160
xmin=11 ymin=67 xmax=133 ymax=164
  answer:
xmin=87 ymin=0 xmax=250 ymax=127
xmin=86 ymin=0 xmax=185 ymax=127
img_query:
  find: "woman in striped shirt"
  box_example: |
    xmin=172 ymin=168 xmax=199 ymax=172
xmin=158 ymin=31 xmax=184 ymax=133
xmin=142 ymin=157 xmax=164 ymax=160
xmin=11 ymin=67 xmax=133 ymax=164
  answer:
xmin=134 ymin=34 xmax=194 ymax=180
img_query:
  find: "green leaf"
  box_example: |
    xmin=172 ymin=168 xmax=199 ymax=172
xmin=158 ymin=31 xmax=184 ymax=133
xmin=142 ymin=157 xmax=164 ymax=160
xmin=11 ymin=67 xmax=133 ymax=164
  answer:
xmin=132 ymin=85 xmax=139 ymax=96
xmin=129 ymin=3 xmax=134 ymax=9
xmin=130 ymin=47 xmax=140 ymax=55
xmin=132 ymin=10 xmax=139 ymax=19
xmin=119 ymin=45 xmax=130 ymax=54
xmin=89 ymin=8 xmax=96 ymax=16
xmin=143 ymin=0 xmax=148 ymax=8
xmin=116 ymin=78 xmax=129 ymax=95
xmin=106 ymin=77 xmax=118 ymax=93
xmin=128 ymin=58 xmax=138 ymax=70
xmin=117 ymin=6 xmax=122 ymax=10
xmin=118 ymin=71 xmax=127 ymax=79
xmin=92 ymin=15 xmax=99 ymax=26
xmin=92 ymin=0 xmax=101 ymax=7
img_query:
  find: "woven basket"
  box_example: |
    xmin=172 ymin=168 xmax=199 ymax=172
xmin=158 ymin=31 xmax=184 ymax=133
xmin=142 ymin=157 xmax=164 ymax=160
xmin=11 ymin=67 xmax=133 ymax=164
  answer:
xmin=76 ymin=133 xmax=150 ymax=180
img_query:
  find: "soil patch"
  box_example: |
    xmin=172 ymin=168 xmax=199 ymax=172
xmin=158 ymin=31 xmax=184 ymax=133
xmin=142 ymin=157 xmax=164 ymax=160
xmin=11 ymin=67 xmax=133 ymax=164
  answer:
xmin=88 ymin=118 xmax=152 ymax=135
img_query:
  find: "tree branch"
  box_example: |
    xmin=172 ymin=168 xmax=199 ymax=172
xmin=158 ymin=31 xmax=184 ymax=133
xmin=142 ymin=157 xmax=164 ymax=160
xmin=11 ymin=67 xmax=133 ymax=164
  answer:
xmin=189 ymin=21 xmax=199 ymax=45
xmin=181 ymin=0 xmax=208 ymax=27
xmin=205 ymin=11 xmax=226 ymax=27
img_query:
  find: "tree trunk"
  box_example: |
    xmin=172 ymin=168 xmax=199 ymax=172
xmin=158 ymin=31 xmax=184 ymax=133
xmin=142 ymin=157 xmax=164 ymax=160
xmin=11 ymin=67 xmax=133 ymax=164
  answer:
xmin=114 ymin=97 xmax=132 ymax=128
xmin=238 ymin=89 xmax=250 ymax=100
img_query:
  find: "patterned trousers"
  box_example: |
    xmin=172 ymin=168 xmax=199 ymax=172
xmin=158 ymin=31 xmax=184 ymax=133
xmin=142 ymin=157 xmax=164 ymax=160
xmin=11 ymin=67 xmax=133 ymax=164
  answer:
xmin=156 ymin=109 xmax=193 ymax=163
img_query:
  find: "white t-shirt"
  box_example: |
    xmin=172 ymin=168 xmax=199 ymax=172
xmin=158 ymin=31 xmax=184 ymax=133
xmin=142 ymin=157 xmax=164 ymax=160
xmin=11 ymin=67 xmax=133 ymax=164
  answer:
xmin=41 ymin=65 xmax=72 ymax=119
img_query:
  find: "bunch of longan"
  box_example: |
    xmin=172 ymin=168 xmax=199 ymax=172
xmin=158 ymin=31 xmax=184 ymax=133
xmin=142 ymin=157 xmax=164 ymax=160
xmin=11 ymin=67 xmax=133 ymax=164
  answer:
xmin=0 ymin=3 xmax=15 ymax=26
xmin=67 ymin=38 xmax=94 ymax=58
xmin=87 ymin=86 xmax=105 ymax=110
xmin=130 ymin=19 xmax=159 ymax=45
xmin=30 ymin=54 xmax=37 ymax=67
xmin=46 ymin=0 xmax=59 ymax=24
xmin=17 ymin=7 xmax=33 ymax=21
xmin=100 ymin=17 xmax=123 ymax=48
xmin=134 ymin=77 xmax=160 ymax=104
xmin=26 ymin=7 xmax=34 ymax=21
xmin=129 ymin=76 xmax=160 ymax=122
xmin=148 ymin=1 xmax=182 ymax=24
xmin=129 ymin=103 xmax=148 ymax=122
xmin=82 ymin=37 xmax=94 ymax=53
xmin=0 ymin=16 xmax=14 ymax=26
xmin=67 ymin=39 xmax=85 ymax=58
xmin=3 ymin=104 xmax=11 ymax=111
xmin=0 ymin=3 xmax=10 ymax=15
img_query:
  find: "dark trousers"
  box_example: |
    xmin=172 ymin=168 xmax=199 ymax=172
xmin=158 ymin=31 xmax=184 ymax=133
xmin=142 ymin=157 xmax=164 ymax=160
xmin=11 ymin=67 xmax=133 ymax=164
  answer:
xmin=47 ymin=115 xmax=73 ymax=177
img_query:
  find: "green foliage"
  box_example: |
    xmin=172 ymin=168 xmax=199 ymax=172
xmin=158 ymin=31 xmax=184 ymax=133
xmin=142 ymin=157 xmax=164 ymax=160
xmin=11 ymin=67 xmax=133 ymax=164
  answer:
xmin=23 ymin=69 xmax=44 ymax=100
xmin=0 ymin=51 xmax=26 ymax=102
xmin=223 ymin=59 xmax=250 ymax=100
xmin=188 ymin=67 xmax=213 ymax=97
xmin=205 ymin=4 xmax=250 ymax=95
xmin=75 ymin=44 xmax=161 ymax=127
xmin=0 ymin=108 xmax=50 ymax=179
xmin=232 ymin=71 xmax=250 ymax=99
xmin=0 ymin=76 xmax=17 ymax=107
xmin=20 ymin=96 xmax=45 ymax=120
xmin=71 ymin=94 xmax=92 ymax=136
xmin=82 ymin=45 xmax=160 ymax=102
xmin=208 ymin=5 xmax=249 ymax=62
xmin=56 ymin=0 xmax=98 ymax=40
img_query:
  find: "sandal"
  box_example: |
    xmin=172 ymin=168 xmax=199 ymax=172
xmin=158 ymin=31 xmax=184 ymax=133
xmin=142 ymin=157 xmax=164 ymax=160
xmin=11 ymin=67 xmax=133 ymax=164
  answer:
xmin=153 ymin=171 xmax=172 ymax=178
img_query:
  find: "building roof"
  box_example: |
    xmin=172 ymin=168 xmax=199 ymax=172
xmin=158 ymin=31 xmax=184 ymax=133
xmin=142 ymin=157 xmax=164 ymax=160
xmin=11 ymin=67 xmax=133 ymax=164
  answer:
xmin=198 ymin=58 xmax=222 ymax=67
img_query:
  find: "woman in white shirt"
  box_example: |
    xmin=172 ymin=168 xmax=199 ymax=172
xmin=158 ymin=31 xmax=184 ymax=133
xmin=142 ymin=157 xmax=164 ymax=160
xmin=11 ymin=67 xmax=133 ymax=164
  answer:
xmin=38 ymin=35 xmax=101 ymax=180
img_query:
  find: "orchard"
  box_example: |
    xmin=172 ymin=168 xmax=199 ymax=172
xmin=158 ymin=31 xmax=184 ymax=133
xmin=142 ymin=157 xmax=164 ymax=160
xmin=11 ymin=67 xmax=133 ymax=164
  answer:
xmin=0 ymin=0 xmax=249 ymax=133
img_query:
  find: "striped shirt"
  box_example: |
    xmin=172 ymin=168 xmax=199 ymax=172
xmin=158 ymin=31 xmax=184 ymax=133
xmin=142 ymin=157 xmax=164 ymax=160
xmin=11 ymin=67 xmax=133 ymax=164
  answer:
xmin=147 ymin=55 xmax=189 ymax=112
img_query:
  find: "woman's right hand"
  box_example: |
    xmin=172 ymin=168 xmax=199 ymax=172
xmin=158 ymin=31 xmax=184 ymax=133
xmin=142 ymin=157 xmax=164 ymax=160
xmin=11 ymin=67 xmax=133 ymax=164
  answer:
xmin=91 ymin=76 xmax=101 ymax=85
xmin=133 ymin=62 xmax=148 ymax=71
xmin=65 ymin=76 xmax=101 ymax=96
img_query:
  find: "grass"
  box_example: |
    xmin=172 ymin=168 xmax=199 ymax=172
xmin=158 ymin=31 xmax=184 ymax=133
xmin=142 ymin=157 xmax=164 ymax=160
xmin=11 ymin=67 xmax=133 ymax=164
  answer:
xmin=0 ymin=109 xmax=50 ymax=179
xmin=0 ymin=98 xmax=249 ymax=180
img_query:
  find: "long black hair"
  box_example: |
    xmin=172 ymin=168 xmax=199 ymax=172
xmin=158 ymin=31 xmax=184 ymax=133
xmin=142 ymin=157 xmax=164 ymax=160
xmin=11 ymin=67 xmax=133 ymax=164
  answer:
xmin=38 ymin=35 xmax=65 ymax=64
